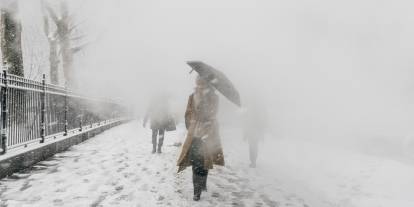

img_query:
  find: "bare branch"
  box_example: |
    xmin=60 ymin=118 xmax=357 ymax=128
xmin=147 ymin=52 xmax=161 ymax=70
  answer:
xmin=71 ymin=42 xmax=89 ymax=54
xmin=68 ymin=19 xmax=86 ymax=34
xmin=45 ymin=3 xmax=59 ymax=24
xmin=70 ymin=34 xmax=85 ymax=41
xmin=41 ymin=0 xmax=51 ymax=37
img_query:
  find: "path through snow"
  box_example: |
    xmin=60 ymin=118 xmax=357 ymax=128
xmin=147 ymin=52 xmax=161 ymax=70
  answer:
xmin=1 ymin=121 xmax=412 ymax=207
xmin=0 ymin=122 xmax=308 ymax=207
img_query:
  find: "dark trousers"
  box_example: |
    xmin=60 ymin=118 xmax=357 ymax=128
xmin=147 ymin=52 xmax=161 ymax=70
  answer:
xmin=190 ymin=138 xmax=208 ymax=194
xmin=152 ymin=129 xmax=165 ymax=149
xmin=248 ymin=139 xmax=258 ymax=165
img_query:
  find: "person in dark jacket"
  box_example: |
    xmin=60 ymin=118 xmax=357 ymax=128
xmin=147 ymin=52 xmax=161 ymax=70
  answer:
xmin=143 ymin=96 xmax=172 ymax=153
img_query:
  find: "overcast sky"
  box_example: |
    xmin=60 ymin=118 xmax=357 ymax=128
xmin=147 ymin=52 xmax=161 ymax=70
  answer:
xmin=13 ymin=0 xmax=414 ymax=145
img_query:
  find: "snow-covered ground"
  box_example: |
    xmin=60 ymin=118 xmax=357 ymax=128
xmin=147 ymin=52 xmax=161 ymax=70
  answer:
xmin=224 ymin=127 xmax=414 ymax=207
xmin=0 ymin=121 xmax=413 ymax=207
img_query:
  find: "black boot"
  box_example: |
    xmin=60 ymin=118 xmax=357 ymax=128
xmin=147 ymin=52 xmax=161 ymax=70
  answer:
xmin=193 ymin=175 xmax=202 ymax=201
xmin=157 ymin=145 xmax=162 ymax=154
xmin=157 ymin=133 xmax=164 ymax=154
xmin=152 ymin=130 xmax=157 ymax=154
xmin=201 ymin=174 xmax=207 ymax=192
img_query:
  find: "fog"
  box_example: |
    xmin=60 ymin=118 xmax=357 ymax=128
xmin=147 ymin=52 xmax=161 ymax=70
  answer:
xmin=7 ymin=0 xmax=412 ymax=155
xmin=2 ymin=0 xmax=414 ymax=205
xmin=67 ymin=0 xmax=414 ymax=149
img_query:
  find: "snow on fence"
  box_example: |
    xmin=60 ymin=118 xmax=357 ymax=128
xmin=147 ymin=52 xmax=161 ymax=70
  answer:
xmin=0 ymin=70 xmax=127 ymax=154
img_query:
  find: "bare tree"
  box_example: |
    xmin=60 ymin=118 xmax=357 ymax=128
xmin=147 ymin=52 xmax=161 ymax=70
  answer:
xmin=0 ymin=1 xmax=24 ymax=77
xmin=42 ymin=0 xmax=88 ymax=87
xmin=41 ymin=0 xmax=59 ymax=84
xmin=57 ymin=1 xmax=72 ymax=87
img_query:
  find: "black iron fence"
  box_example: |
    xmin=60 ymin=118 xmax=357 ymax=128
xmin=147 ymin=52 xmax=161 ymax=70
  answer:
xmin=0 ymin=70 xmax=127 ymax=154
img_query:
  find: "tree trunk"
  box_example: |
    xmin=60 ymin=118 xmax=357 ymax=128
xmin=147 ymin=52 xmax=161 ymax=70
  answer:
xmin=0 ymin=2 xmax=24 ymax=77
xmin=59 ymin=1 xmax=73 ymax=88
xmin=42 ymin=3 xmax=59 ymax=85
xmin=61 ymin=34 xmax=73 ymax=87
xmin=49 ymin=40 xmax=59 ymax=84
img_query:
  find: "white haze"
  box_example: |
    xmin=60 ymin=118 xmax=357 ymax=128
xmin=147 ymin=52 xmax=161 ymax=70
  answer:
xmin=14 ymin=0 xmax=414 ymax=164
xmin=71 ymin=0 xmax=414 ymax=150
xmin=4 ymin=0 xmax=414 ymax=168
xmin=3 ymin=0 xmax=414 ymax=205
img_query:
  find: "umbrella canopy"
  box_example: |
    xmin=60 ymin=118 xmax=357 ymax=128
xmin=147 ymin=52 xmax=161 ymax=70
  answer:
xmin=187 ymin=61 xmax=241 ymax=107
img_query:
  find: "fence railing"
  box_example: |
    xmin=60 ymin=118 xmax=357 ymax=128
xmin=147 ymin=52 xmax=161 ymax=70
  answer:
xmin=0 ymin=70 xmax=127 ymax=154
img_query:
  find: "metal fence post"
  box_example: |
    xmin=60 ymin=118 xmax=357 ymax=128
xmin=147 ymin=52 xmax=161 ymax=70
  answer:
xmin=79 ymin=106 xmax=83 ymax=132
xmin=64 ymin=86 xmax=68 ymax=136
xmin=40 ymin=74 xmax=46 ymax=143
xmin=1 ymin=70 xmax=8 ymax=154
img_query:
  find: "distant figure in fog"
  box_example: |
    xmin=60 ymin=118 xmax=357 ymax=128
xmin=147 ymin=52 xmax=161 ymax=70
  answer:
xmin=143 ymin=95 xmax=175 ymax=153
xmin=177 ymin=76 xmax=225 ymax=201
xmin=242 ymin=100 xmax=268 ymax=168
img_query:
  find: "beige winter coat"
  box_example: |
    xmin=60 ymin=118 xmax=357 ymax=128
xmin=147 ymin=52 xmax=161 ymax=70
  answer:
xmin=177 ymin=91 xmax=224 ymax=173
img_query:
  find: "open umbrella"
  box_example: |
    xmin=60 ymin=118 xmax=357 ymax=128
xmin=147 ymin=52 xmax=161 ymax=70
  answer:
xmin=187 ymin=61 xmax=241 ymax=107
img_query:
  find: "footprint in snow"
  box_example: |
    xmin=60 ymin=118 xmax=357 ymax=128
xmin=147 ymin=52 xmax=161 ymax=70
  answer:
xmin=260 ymin=194 xmax=280 ymax=207
xmin=139 ymin=184 xmax=149 ymax=191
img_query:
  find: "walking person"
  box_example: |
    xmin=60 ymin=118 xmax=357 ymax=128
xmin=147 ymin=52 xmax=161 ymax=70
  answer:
xmin=178 ymin=61 xmax=241 ymax=201
xmin=143 ymin=95 xmax=175 ymax=154
xmin=242 ymin=100 xmax=267 ymax=168
xmin=177 ymin=76 xmax=224 ymax=201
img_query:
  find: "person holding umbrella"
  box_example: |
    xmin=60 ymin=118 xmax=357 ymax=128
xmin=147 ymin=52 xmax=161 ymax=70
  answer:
xmin=177 ymin=61 xmax=241 ymax=201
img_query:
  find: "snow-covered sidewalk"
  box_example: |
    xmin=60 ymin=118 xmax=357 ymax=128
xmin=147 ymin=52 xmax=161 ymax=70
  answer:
xmin=1 ymin=121 xmax=412 ymax=207
xmin=0 ymin=121 xmax=308 ymax=207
